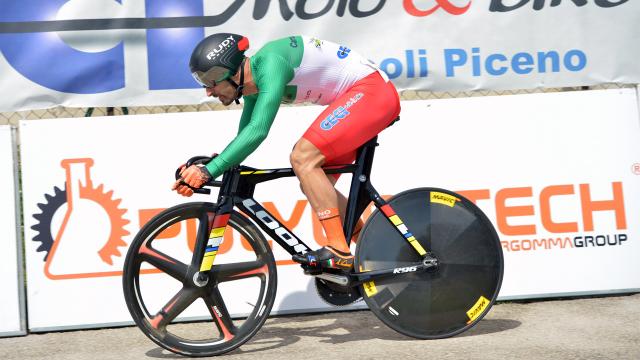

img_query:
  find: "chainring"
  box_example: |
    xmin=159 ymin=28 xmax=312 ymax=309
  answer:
xmin=314 ymin=277 xmax=362 ymax=306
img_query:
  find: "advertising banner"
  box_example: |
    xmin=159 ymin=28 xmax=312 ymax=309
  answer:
xmin=0 ymin=126 xmax=25 ymax=337
xmin=21 ymin=107 xmax=364 ymax=331
xmin=21 ymin=88 xmax=640 ymax=331
xmin=394 ymin=89 xmax=640 ymax=299
xmin=1 ymin=0 xmax=639 ymax=111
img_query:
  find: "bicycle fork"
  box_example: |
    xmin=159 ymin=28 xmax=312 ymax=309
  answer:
xmin=199 ymin=213 xmax=230 ymax=273
xmin=191 ymin=208 xmax=233 ymax=286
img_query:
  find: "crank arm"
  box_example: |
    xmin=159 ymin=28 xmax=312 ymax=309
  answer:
xmin=349 ymin=259 xmax=438 ymax=286
xmin=305 ymin=255 xmax=438 ymax=287
xmin=315 ymin=273 xmax=350 ymax=286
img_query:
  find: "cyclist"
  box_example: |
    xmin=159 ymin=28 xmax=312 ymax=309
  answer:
xmin=173 ymin=33 xmax=400 ymax=272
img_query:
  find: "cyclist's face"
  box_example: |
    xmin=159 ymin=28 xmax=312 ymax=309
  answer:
xmin=205 ymin=81 xmax=235 ymax=106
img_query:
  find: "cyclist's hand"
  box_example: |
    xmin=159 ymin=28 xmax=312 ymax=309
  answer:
xmin=171 ymin=164 xmax=211 ymax=197
xmin=173 ymin=183 xmax=194 ymax=197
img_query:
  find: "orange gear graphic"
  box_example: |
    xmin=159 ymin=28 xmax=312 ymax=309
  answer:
xmin=31 ymin=158 xmax=131 ymax=277
xmin=79 ymin=182 xmax=130 ymax=265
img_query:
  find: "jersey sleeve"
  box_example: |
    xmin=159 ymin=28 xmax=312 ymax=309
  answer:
xmin=237 ymin=95 xmax=256 ymax=134
xmin=205 ymin=55 xmax=294 ymax=178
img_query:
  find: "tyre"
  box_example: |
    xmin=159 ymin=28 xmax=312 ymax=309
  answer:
xmin=355 ymin=188 xmax=503 ymax=339
xmin=123 ymin=202 xmax=277 ymax=356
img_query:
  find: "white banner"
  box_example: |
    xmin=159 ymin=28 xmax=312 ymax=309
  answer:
xmin=0 ymin=126 xmax=25 ymax=336
xmin=21 ymin=107 xmax=359 ymax=331
xmin=395 ymin=89 xmax=640 ymax=299
xmin=21 ymin=88 xmax=640 ymax=330
xmin=1 ymin=0 xmax=639 ymax=111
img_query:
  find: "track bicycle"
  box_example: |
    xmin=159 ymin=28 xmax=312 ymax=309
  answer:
xmin=123 ymin=120 xmax=504 ymax=357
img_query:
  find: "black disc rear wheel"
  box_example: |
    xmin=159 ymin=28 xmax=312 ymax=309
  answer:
xmin=355 ymin=188 xmax=503 ymax=339
xmin=123 ymin=202 xmax=277 ymax=357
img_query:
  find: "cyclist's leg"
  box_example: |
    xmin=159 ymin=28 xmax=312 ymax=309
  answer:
xmin=291 ymin=139 xmax=349 ymax=254
xmin=296 ymin=70 xmax=400 ymax=217
xmin=296 ymin=160 xmax=363 ymax=245
xmin=291 ymin=71 xmax=400 ymax=266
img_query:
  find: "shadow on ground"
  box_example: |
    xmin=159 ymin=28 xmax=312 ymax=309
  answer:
xmin=144 ymin=311 xmax=520 ymax=358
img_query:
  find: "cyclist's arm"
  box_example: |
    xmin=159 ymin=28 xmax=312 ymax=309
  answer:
xmin=205 ymin=55 xmax=294 ymax=178
xmin=236 ymin=95 xmax=256 ymax=134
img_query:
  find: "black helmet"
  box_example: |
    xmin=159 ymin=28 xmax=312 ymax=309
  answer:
xmin=189 ymin=33 xmax=249 ymax=88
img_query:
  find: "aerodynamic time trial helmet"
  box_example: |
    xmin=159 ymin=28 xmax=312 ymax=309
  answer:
xmin=189 ymin=33 xmax=250 ymax=88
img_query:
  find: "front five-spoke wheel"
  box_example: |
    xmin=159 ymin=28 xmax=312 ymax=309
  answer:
xmin=123 ymin=202 xmax=277 ymax=357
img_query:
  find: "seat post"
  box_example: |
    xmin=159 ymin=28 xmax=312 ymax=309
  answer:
xmin=343 ymin=136 xmax=378 ymax=245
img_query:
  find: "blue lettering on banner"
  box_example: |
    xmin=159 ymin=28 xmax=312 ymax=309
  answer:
xmin=0 ymin=0 xmax=589 ymax=96
xmin=145 ymin=0 xmax=204 ymax=90
xmin=0 ymin=0 xmax=203 ymax=94
xmin=443 ymin=48 xmax=588 ymax=77
xmin=321 ymin=93 xmax=364 ymax=131
xmin=378 ymin=47 xmax=587 ymax=80
xmin=0 ymin=0 xmax=125 ymax=94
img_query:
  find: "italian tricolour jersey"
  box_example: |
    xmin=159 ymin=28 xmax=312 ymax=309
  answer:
xmin=284 ymin=35 xmax=381 ymax=105
xmin=204 ymin=35 xmax=388 ymax=179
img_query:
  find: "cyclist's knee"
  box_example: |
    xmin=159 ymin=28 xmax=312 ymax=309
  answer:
xmin=290 ymin=139 xmax=325 ymax=172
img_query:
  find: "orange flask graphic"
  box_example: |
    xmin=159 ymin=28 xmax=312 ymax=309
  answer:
xmin=43 ymin=159 xmax=129 ymax=279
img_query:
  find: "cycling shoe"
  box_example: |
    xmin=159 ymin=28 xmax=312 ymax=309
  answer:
xmin=292 ymin=246 xmax=354 ymax=272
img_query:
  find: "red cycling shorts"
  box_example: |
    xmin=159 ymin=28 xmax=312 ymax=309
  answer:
xmin=302 ymin=71 xmax=401 ymax=173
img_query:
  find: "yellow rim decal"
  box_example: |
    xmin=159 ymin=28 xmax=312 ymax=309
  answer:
xmin=466 ymin=295 xmax=490 ymax=324
xmin=240 ymin=171 xmax=253 ymax=175
xmin=363 ymin=281 xmax=378 ymax=297
xmin=430 ymin=191 xmax=459 ymax=207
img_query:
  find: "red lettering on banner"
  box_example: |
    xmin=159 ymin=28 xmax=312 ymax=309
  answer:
xmin=403 ymin=0 xmax=472 ymax=16
xmin=579 ymin=182 xmax=627 ymax=231
xmin=540 ymin=185 xmax=579 ymax=233
xmin=133 ymin=182 xmax=628 ymax=260
xmin=496 ymin=187 xmax=536 ymax=236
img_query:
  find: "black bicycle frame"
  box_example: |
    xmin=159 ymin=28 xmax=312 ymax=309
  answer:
xmin=198 ymin=135 xmax=436 ymax=284
xmin=209 ymin=136 xmax=381 ymax=255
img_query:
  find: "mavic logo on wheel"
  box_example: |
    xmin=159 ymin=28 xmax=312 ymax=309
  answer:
xmin=242 ymin=199 xmax=307 ymax=254
xmin=466 ymin=296 xmax=489 ymax=323
xmin=393 ymin=266 xmax=417 ymax=274
xmin=31 ymin=158 xmax=130 ymax=280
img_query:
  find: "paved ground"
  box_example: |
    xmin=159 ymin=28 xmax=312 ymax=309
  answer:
xmin=2 ymin=293 xmax=639 ymax=360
